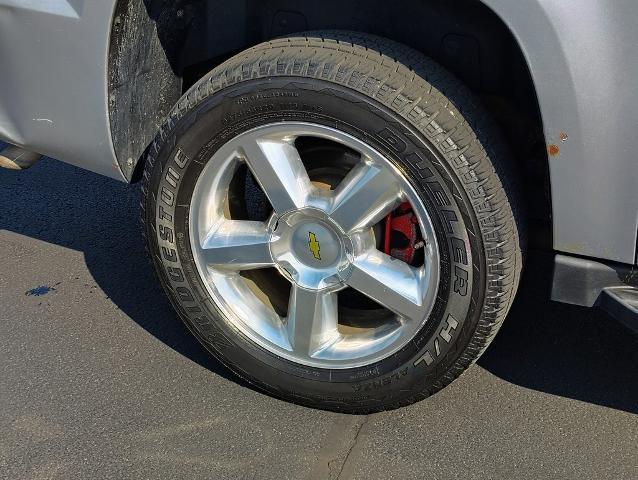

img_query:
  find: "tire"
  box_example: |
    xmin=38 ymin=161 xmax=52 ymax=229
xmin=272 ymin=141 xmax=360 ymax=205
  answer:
xmin=141 ymin=31 xmax=524 ymax=413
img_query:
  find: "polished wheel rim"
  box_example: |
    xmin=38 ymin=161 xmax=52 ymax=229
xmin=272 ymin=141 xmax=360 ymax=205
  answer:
xmin=190 ymin=122 xmax=440 ymax=369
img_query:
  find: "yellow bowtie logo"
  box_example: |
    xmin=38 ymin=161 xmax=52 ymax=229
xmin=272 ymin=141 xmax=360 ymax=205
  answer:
xmin=308 ymin=232 xmax=321 ymax=261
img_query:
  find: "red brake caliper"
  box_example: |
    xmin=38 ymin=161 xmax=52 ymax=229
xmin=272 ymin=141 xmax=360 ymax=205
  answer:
xmin=383 ymin=202 xmax=421 ymax=264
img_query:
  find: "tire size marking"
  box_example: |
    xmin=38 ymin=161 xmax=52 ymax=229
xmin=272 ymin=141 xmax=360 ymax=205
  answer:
xmin=352 ymin=367 xmax=408 ymax=392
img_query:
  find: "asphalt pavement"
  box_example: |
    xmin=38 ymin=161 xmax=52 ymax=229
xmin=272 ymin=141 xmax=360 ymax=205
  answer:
xmin=1 ymin=157 xmax=637 ymax=479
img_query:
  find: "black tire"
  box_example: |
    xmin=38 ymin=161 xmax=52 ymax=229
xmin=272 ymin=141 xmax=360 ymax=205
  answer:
xmin=141 ymin=31 xmax=524 ymax=413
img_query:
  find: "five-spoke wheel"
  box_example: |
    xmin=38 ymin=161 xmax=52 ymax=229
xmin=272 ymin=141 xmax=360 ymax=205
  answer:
xmin=189 ymin=123 xmax=439 ymax=368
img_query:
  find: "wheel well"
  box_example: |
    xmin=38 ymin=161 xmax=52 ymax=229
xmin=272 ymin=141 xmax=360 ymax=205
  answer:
xmin=108 ymin=0 xmax=551 ymax=235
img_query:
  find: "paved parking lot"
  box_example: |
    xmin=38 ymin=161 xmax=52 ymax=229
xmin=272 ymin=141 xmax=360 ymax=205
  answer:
xmin=1 ymin=157 xmax=637 ymax=479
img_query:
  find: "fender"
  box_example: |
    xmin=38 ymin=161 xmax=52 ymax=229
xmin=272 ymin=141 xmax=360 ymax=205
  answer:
xmin=482 ymin=0 xmax=638 ymax=263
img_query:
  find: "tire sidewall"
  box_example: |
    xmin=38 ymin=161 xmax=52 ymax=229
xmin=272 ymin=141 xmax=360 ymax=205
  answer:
xmin=146 ymin=77 xmax=484 ymax=406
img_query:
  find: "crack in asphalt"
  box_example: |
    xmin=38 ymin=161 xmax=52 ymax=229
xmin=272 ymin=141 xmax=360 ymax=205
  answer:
xmin=306 ymin=414 xmax=369 ymax=480
xmin=336 ymin=415 xmax=368 ymax=480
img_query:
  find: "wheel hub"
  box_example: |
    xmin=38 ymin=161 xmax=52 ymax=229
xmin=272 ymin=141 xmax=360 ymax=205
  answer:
xmin=269 ymin=208 xmax=354 ymax=290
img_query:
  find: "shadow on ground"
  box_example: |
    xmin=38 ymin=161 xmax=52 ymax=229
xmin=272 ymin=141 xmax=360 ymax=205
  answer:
xmin=0 ymin=157 xmax=242 ymax=385
xmin=478 ymin=251 xmax=638 ymax=414
xmin=2 ymin=158 xmax=638 ymax=413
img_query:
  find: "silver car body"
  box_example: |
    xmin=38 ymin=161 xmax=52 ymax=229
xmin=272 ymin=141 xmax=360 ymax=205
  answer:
xmin=1 ymin=0 xmax=637 ymax=264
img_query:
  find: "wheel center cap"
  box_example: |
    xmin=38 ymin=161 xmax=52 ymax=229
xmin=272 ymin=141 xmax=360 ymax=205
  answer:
xmin=269 ymin=209 xmax=353 ymax=290
xmin=291 ymin=222 xmax=340 ymax=266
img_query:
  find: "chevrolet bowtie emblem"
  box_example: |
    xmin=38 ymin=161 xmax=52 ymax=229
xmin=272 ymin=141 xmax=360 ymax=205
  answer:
xmin=308 ymin=232 xmax=321 ymax=261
